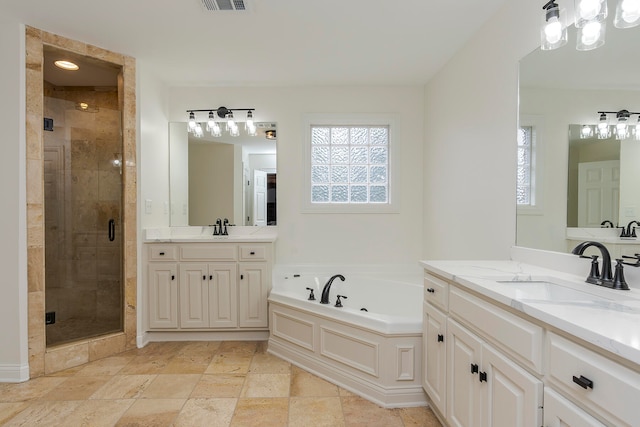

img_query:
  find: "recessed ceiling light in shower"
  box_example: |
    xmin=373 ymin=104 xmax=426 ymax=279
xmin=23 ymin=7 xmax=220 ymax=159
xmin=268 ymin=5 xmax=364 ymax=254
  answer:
xmin=54 ymin=60 xmax=79 ymax=71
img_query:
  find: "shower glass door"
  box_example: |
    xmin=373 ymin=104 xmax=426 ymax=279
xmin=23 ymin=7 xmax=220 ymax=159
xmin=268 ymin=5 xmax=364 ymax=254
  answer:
xmin=44 ymin=80 xmax=123 ymax=347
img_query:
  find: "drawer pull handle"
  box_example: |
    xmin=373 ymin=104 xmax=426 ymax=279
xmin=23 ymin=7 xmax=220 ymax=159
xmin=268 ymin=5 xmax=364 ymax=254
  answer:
xmin=241 ymin=274 xmax=244 ymax=280
xmin=203 ymin=275 xmax=206 ymax=280
xmin=470 ymin=363 xmax=478 ymax=374
xmin=427 ymin=288 xmax=435 ymax=293
xmin=479 ymin=371 xmax=487 ymax=383
xmin=171 ymin=275 xmax=175 ymax=280
xmin=209 ymin=275 xmax=213 ymax=280
xmin=250 ymin=251 xmax=256 ymax=255
xmin=159 ymin=252 xmax=165 ymax=256
xmin=572 ymin=375 xmax=594 ymax=390
xmin=437 ymin=334 xmax=444 ymax=342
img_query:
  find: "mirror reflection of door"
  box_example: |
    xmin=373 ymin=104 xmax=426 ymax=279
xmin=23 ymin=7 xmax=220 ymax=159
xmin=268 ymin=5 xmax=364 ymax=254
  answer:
xmin=577 ymin=160 xmax=620 ymax=227
xmin=253 ymin=170 xmax=267 ymax=226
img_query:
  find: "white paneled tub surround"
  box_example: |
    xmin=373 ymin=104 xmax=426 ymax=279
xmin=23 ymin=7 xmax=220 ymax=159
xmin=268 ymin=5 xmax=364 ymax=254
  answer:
xmin=267 ymin=265 xmax=426 ymax=408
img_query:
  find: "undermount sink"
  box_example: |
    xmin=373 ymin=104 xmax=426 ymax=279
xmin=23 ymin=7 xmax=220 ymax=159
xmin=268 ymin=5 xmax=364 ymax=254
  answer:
xmin=496 ymin=280 xmax=612 ymax=302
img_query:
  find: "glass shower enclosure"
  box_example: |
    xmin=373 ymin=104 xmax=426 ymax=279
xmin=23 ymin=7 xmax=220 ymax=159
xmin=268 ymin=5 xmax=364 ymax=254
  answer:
xmin=43 ymin=47 xmax=124 ymax=347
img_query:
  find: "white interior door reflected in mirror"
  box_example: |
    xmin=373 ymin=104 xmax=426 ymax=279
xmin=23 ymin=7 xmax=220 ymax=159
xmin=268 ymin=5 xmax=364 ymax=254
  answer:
xmin=577 ymin=160 xmax=620 ymax=227
xmin=253 ymin=170 xmax=267 ymax=226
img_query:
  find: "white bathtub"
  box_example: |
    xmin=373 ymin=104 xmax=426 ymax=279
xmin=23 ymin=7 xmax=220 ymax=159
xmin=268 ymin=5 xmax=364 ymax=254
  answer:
xmin=267 ymin=265 xmax=426 ymax=408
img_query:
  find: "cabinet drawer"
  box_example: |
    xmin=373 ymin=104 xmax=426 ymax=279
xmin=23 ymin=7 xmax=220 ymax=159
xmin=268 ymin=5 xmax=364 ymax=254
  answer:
xmin=148 ymin=245 xmax=178 ymax=261
xmin=547 ymin=332 xmax=640 ymax=427
xmin=449 ymin=286 xmax=543 ymax=374
xmin=180 ymin=244 xmax=237 ymax=261
xmin=424 ymin=273 xmax=448 ymax=311
xmin=239 ymin=245 xmax=268 ymax=261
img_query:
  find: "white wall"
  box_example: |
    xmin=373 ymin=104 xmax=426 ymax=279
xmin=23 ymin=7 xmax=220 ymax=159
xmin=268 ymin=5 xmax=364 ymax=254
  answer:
xmin=167 ymin=86 xmax=424 ymax=265
xmin=423 ymin=0 xmax=541 ymax=260
xmin=139 ymin=66 xmax=170 ymax=228
xmin=0 ymin=16 xmax=29 ymax=381
xmin=168 ymin=122 xmax=189 ymax=226
xmin=518 ymin=87 xmax=640 ymax=251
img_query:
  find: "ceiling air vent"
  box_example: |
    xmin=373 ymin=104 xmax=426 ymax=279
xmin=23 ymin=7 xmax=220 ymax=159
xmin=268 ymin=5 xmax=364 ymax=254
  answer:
xmin=201 ymin=0 xmax=248 ymax=11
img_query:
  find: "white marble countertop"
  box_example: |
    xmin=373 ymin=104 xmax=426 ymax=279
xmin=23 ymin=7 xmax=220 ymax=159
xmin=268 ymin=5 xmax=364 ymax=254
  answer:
xmin=420 ymin=260 xmax=640 ymax=369
xmin=144 ymin=226 xmax=277 ymax=243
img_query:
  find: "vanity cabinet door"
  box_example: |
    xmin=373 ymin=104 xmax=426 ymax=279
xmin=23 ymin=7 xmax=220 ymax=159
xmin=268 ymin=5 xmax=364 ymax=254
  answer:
xmin=238 ymin=263 xmax=269 ymax=328
xmin=423 ymin=301 xmax=447 ymax=418
xmin=447 ymin=319 xmax=482 ymax=427
xmin=179 ymin=263 xmax=210 ymax=328
xmin=481 ymin=342 xmax=542 ymax=427
xmin=148 ymin=263 xmax=178 ymax=329
xmin=208 ymin=263 xmax=238 ymax=328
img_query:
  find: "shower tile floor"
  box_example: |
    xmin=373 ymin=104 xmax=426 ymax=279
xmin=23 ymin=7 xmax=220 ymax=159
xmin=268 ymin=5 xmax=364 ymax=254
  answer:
xmin=0 ymin=341 xmax=442 ymax=426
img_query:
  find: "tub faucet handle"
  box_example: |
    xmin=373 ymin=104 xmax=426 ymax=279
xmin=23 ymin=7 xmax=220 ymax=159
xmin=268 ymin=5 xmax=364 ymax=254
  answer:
xmin=335 ymin=295 xmax=347 ymax=307
xmin=305 ymin=287 xmax=316 ymax=301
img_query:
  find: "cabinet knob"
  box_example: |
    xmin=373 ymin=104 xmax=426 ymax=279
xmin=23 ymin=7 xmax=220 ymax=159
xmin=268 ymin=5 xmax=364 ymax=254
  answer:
xmin=572 ymin=375 xmax=594 ymax=390
xmin=470 ymin=363 xmax=479 ymax=374
xmin=427 ymin=288 xmax=435 ymax=293
xmin=437 ymin=334 xmax=444 ymax=342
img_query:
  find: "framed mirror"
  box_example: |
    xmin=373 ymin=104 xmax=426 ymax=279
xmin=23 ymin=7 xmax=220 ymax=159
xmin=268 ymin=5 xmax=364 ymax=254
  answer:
xmin=517 ymin=22 xmax=640 ymax=252
xmin=169 ymin=121 xmax=277 ymax=227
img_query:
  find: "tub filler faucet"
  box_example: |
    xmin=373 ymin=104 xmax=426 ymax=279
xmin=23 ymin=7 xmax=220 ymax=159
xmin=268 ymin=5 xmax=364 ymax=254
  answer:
xmin=320 ymin=274 xmax=345 ymax=304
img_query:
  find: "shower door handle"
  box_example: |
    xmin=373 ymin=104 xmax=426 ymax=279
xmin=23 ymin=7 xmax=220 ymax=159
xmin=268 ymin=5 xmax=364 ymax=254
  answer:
xmin=108 ymin=219 xmax=116 ymax=242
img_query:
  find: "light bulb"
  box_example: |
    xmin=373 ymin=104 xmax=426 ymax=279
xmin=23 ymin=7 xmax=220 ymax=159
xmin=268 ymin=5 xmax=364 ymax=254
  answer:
xmin=545 ymin=18 xmax=563 ymax=44
xmin=207 ymin=111 xmax=216 ymax=129
xmin=581 ymin=21 xmax=602 ymax=46
xmin=194 ymin=123 xmax=203 ymax=137
xmin=246 ymin=110 xmax=254 ymax=127
xmin=188 ymin=112 xmax=197 ymax=129
xmin=580 ymin=125 xmax=593 ymax=138
xmin=578 ymin=0 xmax=602 ymax=20
xmin=621 ymin=0 xmax=640 ymax=22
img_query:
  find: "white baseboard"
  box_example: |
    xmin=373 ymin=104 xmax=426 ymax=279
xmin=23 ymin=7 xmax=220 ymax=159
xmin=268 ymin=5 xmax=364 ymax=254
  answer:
xmin=0 ymin=363 xmax=29 ymax=383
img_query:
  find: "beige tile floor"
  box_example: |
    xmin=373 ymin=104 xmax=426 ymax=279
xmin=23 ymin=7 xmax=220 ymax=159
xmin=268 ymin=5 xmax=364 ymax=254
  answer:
xmin=0 ymin=341 xmax=442 ymax=426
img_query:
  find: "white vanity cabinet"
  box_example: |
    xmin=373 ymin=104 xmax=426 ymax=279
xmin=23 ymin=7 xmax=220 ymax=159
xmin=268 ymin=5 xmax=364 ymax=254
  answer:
xmin=422 ymin=264 xmax=640 ymax=427
xmin=145 ymin=242 xmax=272 ymax=332
xmin=423 ymin=272 xmax=543 ymax=427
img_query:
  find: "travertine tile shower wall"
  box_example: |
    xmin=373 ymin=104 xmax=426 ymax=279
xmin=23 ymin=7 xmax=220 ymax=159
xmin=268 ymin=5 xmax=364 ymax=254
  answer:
xmin=43 ymin=82 xmax=122 ymax=346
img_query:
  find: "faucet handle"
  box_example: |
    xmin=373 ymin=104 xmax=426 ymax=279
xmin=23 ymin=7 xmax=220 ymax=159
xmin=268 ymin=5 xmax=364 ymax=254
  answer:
xmin=612 ymin=259 xmax=631 ymax=290
xmin=335 ymin=295 xmax=347 ymax=307
xmin=305 ymin=287 xmax=316 ymax=301
xmin=622 ymin=254 xmax=640 ymax=267
xmin=587 ymin=255 xmax=600 ymax=282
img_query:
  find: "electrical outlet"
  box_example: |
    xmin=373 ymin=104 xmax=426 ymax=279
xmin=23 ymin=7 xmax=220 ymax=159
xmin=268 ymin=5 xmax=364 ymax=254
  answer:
xmin=45 ymin=311 xmax=56 ymax=325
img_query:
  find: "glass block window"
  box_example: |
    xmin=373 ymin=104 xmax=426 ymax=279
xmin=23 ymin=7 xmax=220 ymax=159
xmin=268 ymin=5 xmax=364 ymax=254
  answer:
xmin=310 ymin=125 xmax=389 ymax=204
xmin=517 ymin=126 xmax=535 ymax=206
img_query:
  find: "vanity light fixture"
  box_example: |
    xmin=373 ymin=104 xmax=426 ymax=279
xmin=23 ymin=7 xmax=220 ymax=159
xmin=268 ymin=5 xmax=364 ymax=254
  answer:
xmin=186 ymin=106 xmax=256 ymax=138
xmin=542 ymin=0 xmax=637 ymax=51
xmin=597 ymin=112 xmax=611 ymax=139
xmin=54 ymin=60 xmax=79 ymax=71
xmin=541 ymin=0 xmax=569 ymax=50
xmin=593 ymin=110 xmax=640 ymax=139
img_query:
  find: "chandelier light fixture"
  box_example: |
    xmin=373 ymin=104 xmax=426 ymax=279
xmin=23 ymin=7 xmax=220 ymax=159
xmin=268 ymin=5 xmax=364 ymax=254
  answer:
xmin=186 ymin=106 xmax=257 ymax=138
xmin=541 ymin=0 xmax=639 ymax=51
xmin=582 ymin=110 xmax=640 ymax=140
